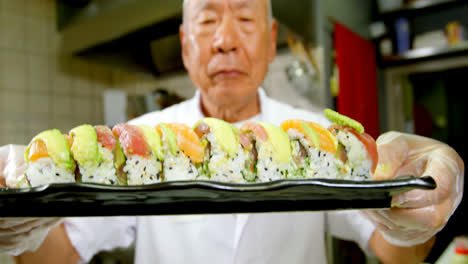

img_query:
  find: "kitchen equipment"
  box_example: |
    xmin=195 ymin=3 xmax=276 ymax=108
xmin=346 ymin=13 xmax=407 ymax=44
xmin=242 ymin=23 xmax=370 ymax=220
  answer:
xmin=285 ymin=35 xmax=322 ymax=106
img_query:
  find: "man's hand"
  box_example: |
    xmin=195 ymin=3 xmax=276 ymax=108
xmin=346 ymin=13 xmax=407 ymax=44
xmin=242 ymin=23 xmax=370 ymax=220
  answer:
xmin=364 ymin=131 xmax=464 ymax=247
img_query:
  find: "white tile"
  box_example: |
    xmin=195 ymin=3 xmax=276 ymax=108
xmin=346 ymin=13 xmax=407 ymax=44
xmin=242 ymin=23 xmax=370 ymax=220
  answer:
xmin=0 ymin=12 xmax=25 ymax=50
xmin=48 ymin=23 xmax=61 ymax=54
xmin=1 ymin=119 xmax=28 ymax=145
xmin=89 ymin=62 xmax=112 ymax=96
xmin=0 ymin=50 xmax=27 ymax=91
xmin=0 ymin=136 xmax=7 ymax=147
xmin=25 ymin=16 xmax=48 ymax=54
xmin=2 ymin=0 xmax=25 ymax=15
xmin=50 ymin=116 xmax=73 ymax=134
xmin=0 ymin=90 xmax=27 ymax=113
xmin=25 ymin=0 xmax=50 ymax=18
xmin=2 ymin=129 xmax=19 ymax=145
xmin=51 ymin=55 xmax=72 ymax=95
xmin=94 ymin=97 xmax=104 ymax=124
xmin=28 ymin=93 xmax=50 ymax=114
xmin=70 ymin=57 xmax=93 ymax=96
xmin=14 ymin=130 xmax=28 ymax=145
xmin=71 ymin=96 xmax=93 ymax=121
xmin=27 ymin=119 xmax=50 ymax=140
xmin=51 ymin=93 xmax=72 ymax=116
xmin=28 ymin=54 xmax=50 ymax=93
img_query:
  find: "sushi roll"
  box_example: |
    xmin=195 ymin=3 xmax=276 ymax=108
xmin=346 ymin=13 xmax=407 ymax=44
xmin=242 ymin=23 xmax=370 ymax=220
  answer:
xmin=156 ymin=123 xmax=204 ymax=181
xmin=324 ymin=109 xmax=378 ymax=180
xmin=194 ymin=118 xmax=250 ymax=183
xmin=68 ymin=125 xmax=125 ymax=185
xmin=112 ymin=124 xmax=164 ymax=185
xmin=240 ymin=122 xmax=292 ymax=182
xmin=281 ymin=120 xmax=341 ymax=179
xmin=22 ymin=129 xmax=76 ymax=187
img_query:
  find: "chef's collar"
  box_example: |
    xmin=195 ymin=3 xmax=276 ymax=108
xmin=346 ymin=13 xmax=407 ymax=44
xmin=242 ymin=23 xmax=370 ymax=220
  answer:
xmin=193 ymin=88 xmax=266 ymax=127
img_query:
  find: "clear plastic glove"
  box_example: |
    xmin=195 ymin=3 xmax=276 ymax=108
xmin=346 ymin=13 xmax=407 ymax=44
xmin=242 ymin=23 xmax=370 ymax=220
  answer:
xmin=0 ymin=144 xmax=27 ymax=188
xmin=363 ymin=131 xmax=464 ymax=247
xmin=0 ymin=218 xmax=62 ymax=256
xmin=0 ymin=145 xmax=61 ymax=255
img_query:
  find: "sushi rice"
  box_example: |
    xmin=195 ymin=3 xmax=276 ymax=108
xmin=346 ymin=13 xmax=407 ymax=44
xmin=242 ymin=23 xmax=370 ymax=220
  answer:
xmin=124 ymin=155 xmax=162 ymax=185
xmin=24 ymin=157 xmax=75 ymax=187
xmin=255 ymin=138 xmax=289 ymax=182
xmin=204 ymin=131 xmax=249 ymax=183
xmin=334 ymin=130 xmax=373 ymax=180
xmin=79 ymin=143 xmax=119 ymax=185
xmin=163 ymin=144 xmax=199 ymax=181
xmin=287 ymin=129 xmax=343 ymax=180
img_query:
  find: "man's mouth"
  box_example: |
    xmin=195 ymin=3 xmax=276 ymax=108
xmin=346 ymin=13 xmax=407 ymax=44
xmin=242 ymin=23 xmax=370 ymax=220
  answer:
xmin=212 ymin=69 xmax=245 ymax=78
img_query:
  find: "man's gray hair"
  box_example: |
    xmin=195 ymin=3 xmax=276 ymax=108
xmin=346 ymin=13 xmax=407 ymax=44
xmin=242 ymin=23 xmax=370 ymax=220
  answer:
xmin=182 ymin=0 xmax=273 ymax=25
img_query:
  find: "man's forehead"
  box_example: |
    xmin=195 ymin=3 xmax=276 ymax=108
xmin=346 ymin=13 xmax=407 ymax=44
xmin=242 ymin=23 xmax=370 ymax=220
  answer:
xmin=186 ymin=0 xmax=264 ymax=11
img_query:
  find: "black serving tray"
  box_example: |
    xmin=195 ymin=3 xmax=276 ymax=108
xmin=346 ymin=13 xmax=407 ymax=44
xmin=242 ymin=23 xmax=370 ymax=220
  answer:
xmin=0 ymin=176 xmax=436 ymax=217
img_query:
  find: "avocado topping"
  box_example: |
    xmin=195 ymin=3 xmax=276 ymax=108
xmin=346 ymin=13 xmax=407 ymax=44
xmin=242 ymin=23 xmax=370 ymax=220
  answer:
xmin=139 ymin=125 xmax=164 ymax=160
xmin=113 ymin=140 xmax=126 ymax=169
xmin=194 ymin=118 xmax=238 ymax=157
xmin=324 ymin=109 xmax=364 ymax=134
xmin=300 ymin=122 xmax=320 ymax=149
xmin=70 ymin=124 xmax=102 ymax=166
xmin=258 ymin=122 xmax=292 ymax=164
xmin=25 ymin=129 xmax=76 ymax=170
xmin=158 ymin=124 xmax=178 ymax=156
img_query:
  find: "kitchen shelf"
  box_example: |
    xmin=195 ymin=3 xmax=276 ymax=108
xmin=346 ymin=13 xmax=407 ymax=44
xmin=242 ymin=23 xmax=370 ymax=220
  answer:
xmin=380 ymin=42 xmax=468 ymax=67
xmin=377 ymin=0 xmax=466 ymax=19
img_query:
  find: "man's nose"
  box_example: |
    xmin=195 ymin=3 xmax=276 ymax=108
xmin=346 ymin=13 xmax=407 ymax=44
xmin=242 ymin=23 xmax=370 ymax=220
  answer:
xmin=212 ymin=16 xmax=238 ymax=54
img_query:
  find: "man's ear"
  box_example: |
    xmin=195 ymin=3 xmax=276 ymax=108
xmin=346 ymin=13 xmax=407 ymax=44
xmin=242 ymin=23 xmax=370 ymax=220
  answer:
xmin=180 ymin=25 xmax=189 ymax=70
xmin=268 ymin=20 xmax=278 ymax=63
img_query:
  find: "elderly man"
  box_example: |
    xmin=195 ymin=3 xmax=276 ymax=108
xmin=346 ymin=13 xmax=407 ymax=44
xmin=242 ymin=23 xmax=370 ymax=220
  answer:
xmin=0 ymin=0 xmax=464 ymax=263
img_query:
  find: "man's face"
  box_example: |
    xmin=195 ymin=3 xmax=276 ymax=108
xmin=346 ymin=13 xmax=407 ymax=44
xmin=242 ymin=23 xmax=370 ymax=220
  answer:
xmin=180 ymin=0 xmax=277 ymax=106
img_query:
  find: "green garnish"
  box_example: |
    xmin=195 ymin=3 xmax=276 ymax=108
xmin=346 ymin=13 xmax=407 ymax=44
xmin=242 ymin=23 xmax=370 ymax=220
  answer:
xmin=241 ymin=169 xmax=256 ymax=182
xmin=324 ymin=109 xmax=364 ymax=134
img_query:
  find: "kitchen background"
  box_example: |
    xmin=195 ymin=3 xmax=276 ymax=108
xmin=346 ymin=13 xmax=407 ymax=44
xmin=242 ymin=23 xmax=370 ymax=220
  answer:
xmin=0 ymin=0 xmax=326 ymax=146
xmin=1 ymin=0 xmax=467 ymax=263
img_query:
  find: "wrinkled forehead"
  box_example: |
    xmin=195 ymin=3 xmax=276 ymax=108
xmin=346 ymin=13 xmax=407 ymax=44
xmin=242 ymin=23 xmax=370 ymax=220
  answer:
xmin=183 ymin=0 xmax=271 ymax=21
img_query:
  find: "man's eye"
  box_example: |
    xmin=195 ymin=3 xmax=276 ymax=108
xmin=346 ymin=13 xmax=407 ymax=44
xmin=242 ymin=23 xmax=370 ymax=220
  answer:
xmin=239 ymin=17 xmax=253 ymax=23
xmin=201 ymin=19 xmax=216 ymax=25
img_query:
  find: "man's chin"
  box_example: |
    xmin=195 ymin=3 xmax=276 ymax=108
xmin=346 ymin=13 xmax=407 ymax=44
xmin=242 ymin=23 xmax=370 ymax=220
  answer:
xmin=212 ymin=86 xmax=257 ymax=103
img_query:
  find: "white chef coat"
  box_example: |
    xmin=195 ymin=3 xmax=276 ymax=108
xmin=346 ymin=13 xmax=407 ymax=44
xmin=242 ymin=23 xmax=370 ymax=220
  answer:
xmin=64 ymin=88 xmax=376 ymax=264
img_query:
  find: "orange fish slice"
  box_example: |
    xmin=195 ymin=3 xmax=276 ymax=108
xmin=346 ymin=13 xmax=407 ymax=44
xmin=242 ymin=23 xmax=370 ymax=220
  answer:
xmin=28 ymin=140 xmax=49 ymax=162
xmin=158 ymin=123 xmax=205 ymax=163
xmin=281 ymin=120 xmax=337 ymax=154
xmin=63 ymin=134 xmax=73 ymax=149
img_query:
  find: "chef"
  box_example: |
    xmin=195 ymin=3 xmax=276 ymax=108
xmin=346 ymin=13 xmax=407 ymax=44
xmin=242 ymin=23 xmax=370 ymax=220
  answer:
xmin=0 ymin=0 xmax=464 ymax=263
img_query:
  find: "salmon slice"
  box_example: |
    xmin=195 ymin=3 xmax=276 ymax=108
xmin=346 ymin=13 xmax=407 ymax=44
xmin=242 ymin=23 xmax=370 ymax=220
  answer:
xmin=329 ymin=124 xmax=378 ymax=173
xmin=281 ymin=120 xmax=337 ymax=154
xmin=157 ymin=123 xmax=205 ymax=163
xmin=240 ymin=122 xmax=268 ymax=141
xmin=112 ymin=124 xmax=150 ymax=157
xmin=95 ymin=125 xmax=117 ymax=151
xmin=28 ymin=140 xmax=49 ymax=162
xmin=63 ymin=134 xmax=73 ymax=149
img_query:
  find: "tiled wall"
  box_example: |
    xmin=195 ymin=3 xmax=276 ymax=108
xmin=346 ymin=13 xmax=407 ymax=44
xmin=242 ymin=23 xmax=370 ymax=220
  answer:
xmin=0 ymin=0 xmax=156 ymax=146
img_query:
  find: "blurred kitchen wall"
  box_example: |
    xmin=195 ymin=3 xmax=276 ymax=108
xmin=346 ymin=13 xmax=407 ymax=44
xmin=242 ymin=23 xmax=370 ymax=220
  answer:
xmin=0 ymin=0 xmax=104 ymax=145
xmin=0 ymin=0 xmax=160 ymax=146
